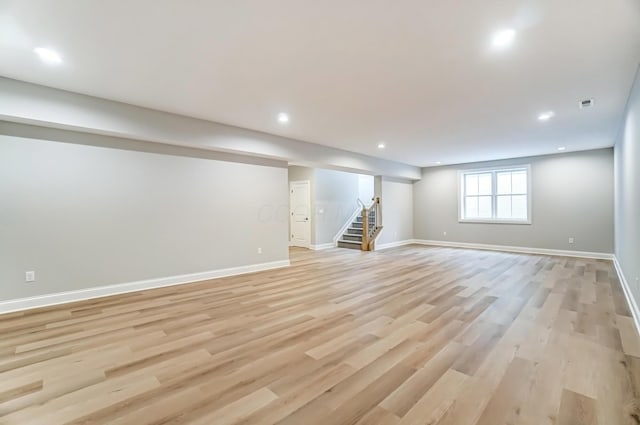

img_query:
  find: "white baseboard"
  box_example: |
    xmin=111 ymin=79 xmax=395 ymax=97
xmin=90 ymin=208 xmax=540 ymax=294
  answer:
xmin=310 ymin=243 xmax=335 ymax=251
xmin=375 ymin=239 xmax=415 ymax=250
xmin=0 ymin=259 xmax=290 ymax=315
xmin=410 ymin=239 xmax=614 ymax=260
xmin=613 ymin=256 xmax=640 ymax=334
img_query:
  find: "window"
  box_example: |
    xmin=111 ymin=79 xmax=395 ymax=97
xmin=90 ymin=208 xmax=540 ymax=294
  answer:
xmin=459 ymin=165 xmax=531 ymax=224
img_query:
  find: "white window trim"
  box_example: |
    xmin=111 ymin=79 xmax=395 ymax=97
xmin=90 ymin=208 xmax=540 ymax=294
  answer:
xmin=457 ymin=164 xmax=532 ymax=225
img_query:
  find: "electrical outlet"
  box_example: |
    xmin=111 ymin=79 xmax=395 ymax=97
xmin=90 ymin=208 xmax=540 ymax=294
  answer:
xmin=257 ymin=247 xmax=262 ymax=254
xmin=25 ymin=271 xmax=35 ymax=282
xmin=568 ymin=237 xmax=574 ymax=244
xmin=443 ymin=231 xmax=447 ymax=236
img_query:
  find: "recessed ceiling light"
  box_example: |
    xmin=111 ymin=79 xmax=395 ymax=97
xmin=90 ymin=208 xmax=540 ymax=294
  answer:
xmin=436 ymin=161 xmax=442 ymax=165
xmin=538 ymin=111 xmax=555 ymax=121
xmin=277 ymin=112 xmax=289 ymax=123
xmin=557 ymin=146 xmax=566 ymax=151
xmin=34 ymin=47 xmax=62 ymax=65
xmin=491 ymin=29 xmax=516 ymax=48
xmin=377 ymin=142 xmax=386 ymax=149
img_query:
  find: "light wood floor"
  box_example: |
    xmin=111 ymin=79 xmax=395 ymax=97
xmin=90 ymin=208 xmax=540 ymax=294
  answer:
xmin=1 ymin=245 xmax=639 ymax=425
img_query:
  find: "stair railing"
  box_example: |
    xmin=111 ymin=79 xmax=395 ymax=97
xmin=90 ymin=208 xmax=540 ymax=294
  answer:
xmin=360 ymin=197 xmax=381 ymax=251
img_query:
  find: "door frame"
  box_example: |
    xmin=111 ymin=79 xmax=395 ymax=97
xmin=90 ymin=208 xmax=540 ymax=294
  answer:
xmin=289 ymin=180 xmax=311 ymax=249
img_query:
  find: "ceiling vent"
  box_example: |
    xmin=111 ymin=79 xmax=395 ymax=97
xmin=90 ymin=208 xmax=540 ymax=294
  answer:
xmin=579 ymin=98 xmax=594 ymax=109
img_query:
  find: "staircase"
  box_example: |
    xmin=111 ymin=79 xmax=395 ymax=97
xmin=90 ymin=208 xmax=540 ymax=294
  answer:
xmin=337 ymin=215 xmax=365 ymax=250
xmin=337 ymin=197 xmax=383 ymax=251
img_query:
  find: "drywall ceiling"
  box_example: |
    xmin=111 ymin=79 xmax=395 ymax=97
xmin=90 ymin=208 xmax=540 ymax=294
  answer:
xmin=1 ymin=0 xmax=639 ymax=167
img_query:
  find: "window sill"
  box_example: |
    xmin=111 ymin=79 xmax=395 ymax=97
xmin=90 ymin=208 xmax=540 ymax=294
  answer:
xmin=459 ymin=219 xmax=531 ymax=225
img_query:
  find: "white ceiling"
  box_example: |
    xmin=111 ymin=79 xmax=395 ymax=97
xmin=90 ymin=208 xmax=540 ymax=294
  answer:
xmin=1 ymin=0 xmax=639 ymax=167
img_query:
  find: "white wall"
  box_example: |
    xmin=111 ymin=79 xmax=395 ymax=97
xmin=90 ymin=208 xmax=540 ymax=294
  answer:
xmin=413 ymin=149 xmax=615 ymax=254
xmin=0 ymin=132 xmax=289 ymax=302
xmin=315 ymin=169 xmax=360 ymax=245
xmin=378 ymin=178 xmax=414 ymax=246
xmin=615 ymin=65 xmax=640 ymax=303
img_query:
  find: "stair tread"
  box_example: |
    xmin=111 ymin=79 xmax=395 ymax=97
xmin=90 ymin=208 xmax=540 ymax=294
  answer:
xmin=338 ymin=239 xmax=361 ymax=244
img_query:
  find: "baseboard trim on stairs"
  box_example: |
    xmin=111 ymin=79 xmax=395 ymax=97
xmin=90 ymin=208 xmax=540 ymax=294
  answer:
xmin=613 ymin=257 xmax=640 ymax=335
xmin=410 ymin=239 xmax=614 ymax=260
xmin=0 ymin=259 xmax=291 ymax=315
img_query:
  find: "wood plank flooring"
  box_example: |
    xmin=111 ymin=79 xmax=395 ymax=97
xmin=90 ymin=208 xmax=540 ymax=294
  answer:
xmin=0 ymin=245 xmax=639 ymax=424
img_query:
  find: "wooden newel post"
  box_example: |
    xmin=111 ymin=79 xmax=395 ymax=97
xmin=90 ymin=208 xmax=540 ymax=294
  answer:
xmin=361 ymin=207 xmax=369 ymax=251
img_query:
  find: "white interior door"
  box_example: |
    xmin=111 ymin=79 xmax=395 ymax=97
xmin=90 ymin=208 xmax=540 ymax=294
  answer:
xmin=290 ymin=181 xmax=311 ymax=248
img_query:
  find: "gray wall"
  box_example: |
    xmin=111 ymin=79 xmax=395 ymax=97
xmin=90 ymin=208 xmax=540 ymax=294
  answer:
xmin=615 ymin=65 xmax=640 ymax=302
xmin=413 ymin=149 xmax=615 ymax=253
xmin=0 ymin=133 xmax=289 ymax=302
xmin=288 ymin=166 xmax=316 ymax=183
xmin=378 ymin=178 xmax=414 ymax=245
